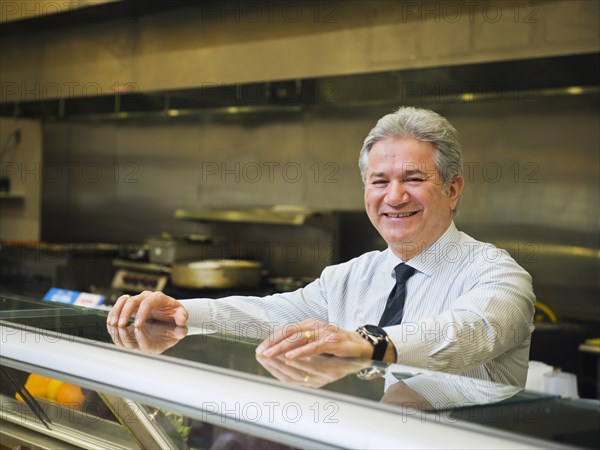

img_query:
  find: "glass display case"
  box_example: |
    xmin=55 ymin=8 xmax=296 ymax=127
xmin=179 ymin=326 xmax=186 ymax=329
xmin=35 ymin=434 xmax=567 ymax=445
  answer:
xmin=1 ymin=292 xmax=598 ymax=449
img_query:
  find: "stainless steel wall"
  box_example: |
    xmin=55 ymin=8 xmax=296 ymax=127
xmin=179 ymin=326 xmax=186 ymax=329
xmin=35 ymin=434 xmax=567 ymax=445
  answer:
xmin=42 ymin=92 xmax=599 ymax=320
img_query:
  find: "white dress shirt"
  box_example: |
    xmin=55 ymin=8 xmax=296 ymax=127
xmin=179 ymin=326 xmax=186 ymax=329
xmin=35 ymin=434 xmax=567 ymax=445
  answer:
xmin=182 ymin=222 xmax=535 ymax=387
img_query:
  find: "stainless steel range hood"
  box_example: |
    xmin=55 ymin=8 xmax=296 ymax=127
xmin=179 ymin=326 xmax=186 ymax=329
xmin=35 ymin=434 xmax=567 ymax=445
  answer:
xmin=2 ymin=53 xmax=597 ymax=122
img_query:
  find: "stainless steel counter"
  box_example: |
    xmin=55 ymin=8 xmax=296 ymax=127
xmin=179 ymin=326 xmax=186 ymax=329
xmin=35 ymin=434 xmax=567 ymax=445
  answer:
xmin=1 ymin=293 xmax=598 ymax=449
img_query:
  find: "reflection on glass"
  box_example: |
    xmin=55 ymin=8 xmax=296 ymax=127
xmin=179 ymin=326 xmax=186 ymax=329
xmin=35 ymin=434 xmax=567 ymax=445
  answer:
xmin=0 ymin=295 xmax=537 ymax=414
xmin=383 ymin=370 xmax=522 ymax=411
xmin=256 ymin=354 xmax=372 ymax=388
xmin=106 ymin=318 xmax=527 ymax=412
xmin=107 ymin=321 xmax=188 ymax=354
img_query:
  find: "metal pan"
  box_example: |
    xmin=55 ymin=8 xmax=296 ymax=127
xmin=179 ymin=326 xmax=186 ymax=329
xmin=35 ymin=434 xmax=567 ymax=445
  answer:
xmin=170 ymin=259 xmax=262 ymax=289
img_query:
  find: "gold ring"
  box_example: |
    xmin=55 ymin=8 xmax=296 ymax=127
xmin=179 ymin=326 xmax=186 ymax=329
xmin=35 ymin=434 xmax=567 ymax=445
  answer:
xmin=304 ymin=375 xmax=311 ymax=383
xmin=304 ymin=330 xmax=314 ymax=343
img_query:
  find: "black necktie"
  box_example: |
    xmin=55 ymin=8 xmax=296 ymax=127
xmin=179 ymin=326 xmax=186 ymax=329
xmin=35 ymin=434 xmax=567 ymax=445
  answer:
xmin=378 ymin=263 xmax=416 ymax=326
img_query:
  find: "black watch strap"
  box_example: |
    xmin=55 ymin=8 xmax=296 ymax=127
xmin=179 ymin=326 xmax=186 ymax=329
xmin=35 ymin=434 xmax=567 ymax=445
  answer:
xmin=356 ymin=325 xmax=389 ymax=361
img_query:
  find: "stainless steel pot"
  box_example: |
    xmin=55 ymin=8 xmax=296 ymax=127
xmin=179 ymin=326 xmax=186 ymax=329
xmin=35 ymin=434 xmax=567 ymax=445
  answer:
xmin=170 ymin=259 xmax=262 ymax=289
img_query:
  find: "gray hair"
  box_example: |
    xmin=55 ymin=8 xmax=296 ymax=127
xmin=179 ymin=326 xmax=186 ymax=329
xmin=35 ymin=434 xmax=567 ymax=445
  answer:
xmin=358 ymin=106 xmax=464 ymax=213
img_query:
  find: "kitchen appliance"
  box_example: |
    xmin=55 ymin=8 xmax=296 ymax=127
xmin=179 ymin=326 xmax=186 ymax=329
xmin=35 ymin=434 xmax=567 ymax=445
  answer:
xmin=109 ymin=206 xmax=335 ymax=301
xmin=110 ymin=259 xmax=170 ymax=294
xmin=147 ymin=233 xmax=225 ymax=264
xmin=110 ymin=234 xmax=271 ymax=301
xmin=110 ymin=233 xmax=231 ymax=296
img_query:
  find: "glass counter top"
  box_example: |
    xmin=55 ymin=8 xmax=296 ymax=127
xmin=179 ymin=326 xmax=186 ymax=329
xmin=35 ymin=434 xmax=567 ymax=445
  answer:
xmin=1 ymin=292 xmax=599 ymax=449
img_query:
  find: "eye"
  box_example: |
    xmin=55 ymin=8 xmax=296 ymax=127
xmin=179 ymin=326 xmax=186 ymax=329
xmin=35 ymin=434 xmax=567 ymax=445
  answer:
xmin=371 ymin=179 xmax=388 ymax=185
xmin=406 ymin=177 xmax=424 ymax=183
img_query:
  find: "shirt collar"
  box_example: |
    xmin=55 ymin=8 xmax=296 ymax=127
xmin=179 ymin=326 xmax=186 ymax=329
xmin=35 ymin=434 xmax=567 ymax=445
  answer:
xmin=385 ymin=222 xmax=460 ymax=278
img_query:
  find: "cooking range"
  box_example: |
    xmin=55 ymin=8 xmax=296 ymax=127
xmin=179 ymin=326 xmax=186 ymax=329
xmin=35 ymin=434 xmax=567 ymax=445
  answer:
xmin=2 ymin=208 xmax=337 ymax=303
xmin=110 ymin=204 xmax=338 ymax=301
xmin=110 ymin=233 xmax=298 ymax=301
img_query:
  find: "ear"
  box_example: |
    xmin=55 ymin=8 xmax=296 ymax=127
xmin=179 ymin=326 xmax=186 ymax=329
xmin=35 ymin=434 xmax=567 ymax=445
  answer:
xmin=447 ymin=175 xmax=464 ymax=210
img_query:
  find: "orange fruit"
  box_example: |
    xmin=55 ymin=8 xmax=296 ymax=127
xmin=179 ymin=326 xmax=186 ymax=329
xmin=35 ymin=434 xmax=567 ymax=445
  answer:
xmin=56 ymin=383 xmax=86 ymax=409
xmin=16 ymin=373 xmax=51 ymax=402
xmin=15 ymin=373 xmax=85 ymax=409
xmin=46 ymin=379 xmax=63 ymax=401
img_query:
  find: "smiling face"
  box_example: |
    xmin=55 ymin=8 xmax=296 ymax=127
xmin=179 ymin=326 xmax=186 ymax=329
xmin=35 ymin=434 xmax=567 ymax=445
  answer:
xmin=364 ymin=137 xmax=464 ymax=260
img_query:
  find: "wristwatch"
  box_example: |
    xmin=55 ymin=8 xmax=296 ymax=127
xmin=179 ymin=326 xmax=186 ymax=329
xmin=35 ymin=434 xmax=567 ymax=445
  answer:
xmin=356 ymin=324 xmax=390 ymax=361
xmin=356 ymin=364 xmax=386 ymax=381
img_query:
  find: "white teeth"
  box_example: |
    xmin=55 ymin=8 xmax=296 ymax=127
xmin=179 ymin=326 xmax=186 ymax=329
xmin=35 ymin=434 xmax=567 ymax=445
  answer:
xmin=386 ymin=212 xmax=416 ymax=218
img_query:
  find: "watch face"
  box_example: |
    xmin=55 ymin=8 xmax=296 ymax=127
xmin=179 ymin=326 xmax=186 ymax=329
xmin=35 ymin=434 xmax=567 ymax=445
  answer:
xmin=363 ymin=324 xmax=385 ymax=337
xmin=357 ymin=325 xmax=389 ymax=362
xmin=356 ymin=365 xmax=386 ymax=381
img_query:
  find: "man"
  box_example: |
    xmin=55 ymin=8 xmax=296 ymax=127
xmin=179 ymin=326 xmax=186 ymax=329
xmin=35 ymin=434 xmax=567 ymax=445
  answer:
xmin=108 ymin=107 xmax=535 ymax=387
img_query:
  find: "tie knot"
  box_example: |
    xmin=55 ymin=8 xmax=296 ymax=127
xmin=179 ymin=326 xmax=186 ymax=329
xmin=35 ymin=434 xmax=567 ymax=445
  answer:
xmin=394 ymin=263 xmax=416 ymax=284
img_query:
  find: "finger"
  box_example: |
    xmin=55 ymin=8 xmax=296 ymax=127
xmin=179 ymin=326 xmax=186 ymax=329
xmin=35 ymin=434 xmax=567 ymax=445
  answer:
xmin=118 ymin=291 xmax=153 ymax=327
xmin=112 ymin=292 xmax=147 ymax=327
xmin=265 ymin=358 xmax=308 ymax=381
xmin=107 ymin=294 xmax=131 ymax=326
xmin=167 ymin=306 xmax=189 ymax=327
xmin=132 ymin=325 xmax=152 ymax=352
xmin=144 ymin=321 xmax=188 ymax=340
xmin=134 ymin=292 xmax=183 ymax=327
xmin=279 ymin=322 xmax=337 ymax=359
xmin=256 ymin=319 xmax=326 ymax=355
xmin=284 ymin=324 xmax=346 ymax=359
xmin=260 ymin=357 xmax=327 ymax=387
xmin=107 ymin=324 xmax=122 ymax=346
xmin=171 ymin=326 xmax=188 ymax=339
xmin=257 ymin=327 xmax=317 ymax=357
xmin=285 ymin=355 xmax=370 ymax=381
xmin=255 ymin=322 xmax=304 ymax=354
xmin=256 ymin=357 xmax=297 ymax=382
xmin=117 ymin=326 xmax=139 ymax=349
xmin=273 ymin=365 xmax=320 ymax=386
xmin=280 ymin=357 xmax=325 ymax=378
xmin=284 ymin=339 xmax=325 ymax=359
xmin=287 ymin=330 xmax=368 ymax=359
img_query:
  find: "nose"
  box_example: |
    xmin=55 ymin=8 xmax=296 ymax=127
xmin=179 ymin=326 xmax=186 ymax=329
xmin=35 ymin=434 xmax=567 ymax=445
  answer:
xmin=384 ymin=180 xmax=409 ymax=207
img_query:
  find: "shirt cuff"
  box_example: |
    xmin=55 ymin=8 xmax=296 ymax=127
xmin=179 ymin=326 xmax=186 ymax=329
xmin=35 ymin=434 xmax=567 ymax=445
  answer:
xmin=386 ymin=325 xmax=429 ymax=368
xmin=179 ymin=298 xmax=212 ymax=325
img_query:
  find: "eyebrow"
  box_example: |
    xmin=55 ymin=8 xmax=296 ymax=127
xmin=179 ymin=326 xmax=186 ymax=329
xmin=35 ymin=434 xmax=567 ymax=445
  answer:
xmin=368 ymin=168 xmax=427 ymax=179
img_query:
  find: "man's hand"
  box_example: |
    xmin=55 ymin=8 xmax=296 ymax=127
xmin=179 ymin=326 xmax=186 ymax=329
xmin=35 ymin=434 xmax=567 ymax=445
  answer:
xmin=256 ymin=354 xmax=371 ymax=388
xmin=255 ymin=319 xmax=374 ymax=360
xmin=107 ymin=321 xmax=188 ymax=354
xmin=106 ymin=291 xmax=188 ymax=328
